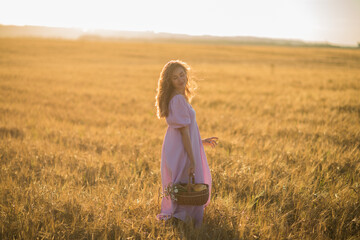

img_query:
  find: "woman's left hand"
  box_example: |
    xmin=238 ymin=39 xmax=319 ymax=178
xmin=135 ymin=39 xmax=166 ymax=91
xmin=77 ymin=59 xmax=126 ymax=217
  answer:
xmin=202 ymin=137 xmax=218 ymax=148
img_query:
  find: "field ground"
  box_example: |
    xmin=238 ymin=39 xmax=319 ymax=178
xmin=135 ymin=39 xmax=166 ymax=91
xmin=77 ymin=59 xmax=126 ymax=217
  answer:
xmin=0 ymin=37 xmax=360 ymax=239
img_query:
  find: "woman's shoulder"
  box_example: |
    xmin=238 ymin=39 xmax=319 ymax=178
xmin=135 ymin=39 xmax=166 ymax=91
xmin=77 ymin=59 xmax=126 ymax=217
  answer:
xmin=169 ymin=94 xmax=187 ymax=104
xmin=168 ymin=94 xmax=190 ymax=112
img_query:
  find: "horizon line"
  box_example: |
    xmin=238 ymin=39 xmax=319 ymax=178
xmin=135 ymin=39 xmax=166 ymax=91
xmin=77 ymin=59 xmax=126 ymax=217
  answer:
xmin=0 ymin=23 xmax=358 ymax=48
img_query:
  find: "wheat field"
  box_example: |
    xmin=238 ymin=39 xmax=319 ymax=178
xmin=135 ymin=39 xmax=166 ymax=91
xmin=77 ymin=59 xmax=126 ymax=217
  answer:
xmin=0 ymin=37 xmax=359 ymax=239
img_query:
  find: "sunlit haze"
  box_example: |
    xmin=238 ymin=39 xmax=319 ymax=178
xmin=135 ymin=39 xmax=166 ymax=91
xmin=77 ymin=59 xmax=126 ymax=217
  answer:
xmin=0 ymin=0 xmax=359 ymax=46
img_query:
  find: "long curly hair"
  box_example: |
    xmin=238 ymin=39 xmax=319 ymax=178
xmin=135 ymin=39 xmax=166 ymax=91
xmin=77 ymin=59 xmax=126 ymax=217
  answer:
xmin=155 ymin=60 xmax=196 ymax=119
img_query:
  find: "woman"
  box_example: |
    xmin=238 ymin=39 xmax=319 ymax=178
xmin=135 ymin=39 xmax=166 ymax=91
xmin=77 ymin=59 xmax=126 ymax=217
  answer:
xmin=155 ymin=60 xmax=218 ymax=227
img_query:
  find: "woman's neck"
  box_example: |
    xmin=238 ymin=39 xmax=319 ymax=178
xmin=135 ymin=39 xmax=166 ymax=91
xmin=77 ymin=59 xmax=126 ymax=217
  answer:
xmin=173 ymin=90 xmax=185 ymax=96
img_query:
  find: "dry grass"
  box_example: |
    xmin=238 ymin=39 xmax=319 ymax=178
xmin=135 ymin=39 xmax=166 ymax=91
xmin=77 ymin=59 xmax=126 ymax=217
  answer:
xmin=0 ymin=37 xmax=359 ymax=239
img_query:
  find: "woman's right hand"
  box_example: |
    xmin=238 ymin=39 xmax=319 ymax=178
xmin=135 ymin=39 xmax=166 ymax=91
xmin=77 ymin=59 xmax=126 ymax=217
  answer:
xmin=188 ymin=160 xmax=195 ymax=176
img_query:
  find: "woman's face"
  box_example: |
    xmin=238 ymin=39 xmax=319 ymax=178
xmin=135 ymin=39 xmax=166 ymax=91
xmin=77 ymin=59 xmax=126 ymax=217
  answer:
xmin=171 ymin=66 xmax=187 ymax=93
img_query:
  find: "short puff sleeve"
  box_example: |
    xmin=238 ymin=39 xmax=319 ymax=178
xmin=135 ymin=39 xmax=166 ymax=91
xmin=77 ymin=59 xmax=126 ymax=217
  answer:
xmin=166 ymin=95 xmax=191 ymax=128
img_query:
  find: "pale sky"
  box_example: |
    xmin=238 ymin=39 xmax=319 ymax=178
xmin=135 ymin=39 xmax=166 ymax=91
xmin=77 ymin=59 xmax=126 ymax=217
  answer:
xmin=0 ymin=0 xmax=359 ymax=46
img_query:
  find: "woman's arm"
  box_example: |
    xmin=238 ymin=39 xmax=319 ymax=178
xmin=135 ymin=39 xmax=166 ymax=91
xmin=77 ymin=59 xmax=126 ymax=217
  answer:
xmin=179 ymin=126 xmax=195 ymax=175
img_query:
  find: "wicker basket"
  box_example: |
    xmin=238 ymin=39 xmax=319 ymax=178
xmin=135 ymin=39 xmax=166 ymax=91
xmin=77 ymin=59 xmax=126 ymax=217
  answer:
xmin=173 ymin=174 xmax=209 ymax=206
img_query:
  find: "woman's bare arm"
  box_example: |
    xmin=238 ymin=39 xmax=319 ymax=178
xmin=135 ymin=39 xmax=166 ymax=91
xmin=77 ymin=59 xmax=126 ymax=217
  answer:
xmin=179 ymin=126 xmax=195 ymax=175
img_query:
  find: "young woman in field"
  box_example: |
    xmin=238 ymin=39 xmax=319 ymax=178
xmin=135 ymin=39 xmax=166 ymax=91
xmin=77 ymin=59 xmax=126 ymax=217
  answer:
xmin=155 ymin=60 xmax=218 ymax=227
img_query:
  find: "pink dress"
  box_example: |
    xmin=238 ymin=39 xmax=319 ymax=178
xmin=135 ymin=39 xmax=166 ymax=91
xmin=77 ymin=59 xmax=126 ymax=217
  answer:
xmin=156 ymin=94 xmax=212 ymax=227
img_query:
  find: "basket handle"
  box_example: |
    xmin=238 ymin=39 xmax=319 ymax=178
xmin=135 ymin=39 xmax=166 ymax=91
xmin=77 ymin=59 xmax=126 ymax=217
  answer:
xmin=187 ymin=174 xmax=195 ymax=192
